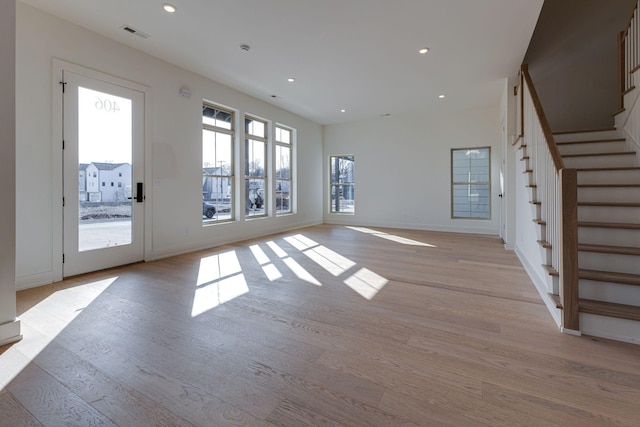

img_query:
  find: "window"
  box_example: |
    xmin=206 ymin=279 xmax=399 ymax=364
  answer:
xmin=245 ymin=116 xmax=267 ymax=218
xmin=118 ymin=182 xmax=122 ymax=188
xmin=110 ymin=182 xmax=114 ymax=187
xmin=101 ymin=182 xmax=105 ymax=187
xmin=275 ymin=125 xmax=293 ymax=214
xmin=451 ymin=147 xmax=490 ymax=219
xmin=202 ymin=104 xmax=234 ymax=223
xmin=330 ymin=155 xmax=355 ymax=214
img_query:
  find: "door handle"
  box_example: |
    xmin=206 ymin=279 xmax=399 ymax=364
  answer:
xmin=127 ymin=182 xmax=144 ymax=202
xmin=136 ymin=182 xmax=144 ymax=203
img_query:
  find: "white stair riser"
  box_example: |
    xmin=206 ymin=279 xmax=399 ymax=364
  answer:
xmin=578 ymin=205 xmax=640 ymax=222
xmin=579 ymin=227 xmax=640 ymax=247
xmin=580 ymin=313 xmax=640 ymax=345
xmin=554 ymin=130 xmax=620 ymax=143
xmin=563 ymin=154 xmax=637 ymax=169
xmin=579 ymin=251 xmax=640 ymax=275
xmin=577 ymin=186 xmax=640 ymax=203
xmin=557 ymin=141 xmax=628 ymax=155
xmin=580 ymin=279 xmax=640 ymax=306
xmin=577 ymin=169 xmax=640 ymax=185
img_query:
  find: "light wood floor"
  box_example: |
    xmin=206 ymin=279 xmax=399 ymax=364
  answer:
xmin=2 ymin=224 xmax=640 ymax=426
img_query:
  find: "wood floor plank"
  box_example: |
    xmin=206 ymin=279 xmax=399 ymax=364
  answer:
xmin=31 ymin=342 xmax=195 ymax=427
xmin=0 ymin=389 xmax=43 ymax=427
xmin=3 ymin=224 xmax=640 ymax=426
xmin=6 ymin=363 xmax=118 ymax=426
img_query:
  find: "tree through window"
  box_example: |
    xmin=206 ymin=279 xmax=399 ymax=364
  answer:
xmin=330 ymin=155 xmax=355 ymax=214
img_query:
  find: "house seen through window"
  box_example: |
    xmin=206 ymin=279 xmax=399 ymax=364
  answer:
xmin=275 ymin=125 xmax=293 ymax=215
xmin=202 ymin=103 xmax=234 ymax=223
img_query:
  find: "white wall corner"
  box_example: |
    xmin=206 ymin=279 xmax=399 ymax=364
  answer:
xmin=0 ymin=320 xmax=22 ymax=347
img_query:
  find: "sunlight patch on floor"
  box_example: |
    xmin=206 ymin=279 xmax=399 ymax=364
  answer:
xmin=346 ymin=226 xmax=436 ymax=247
xmin=250 ymin=244 xmax=283 ymax=281
xmin=0 ymin=277 xmax=116 ymax=391
xmin=303 ymin=246 xmax=355 ymax=276
xmin=285 ymin=235 xmax=356 ymax=277
xmin=191 ymin=274 xmax=249 ymax=317
xmin=344 ymin=268 xmax=389 ymax=300
xmin=283 ymin=257 xmax=322 ymax=286
xmin=193 ymin=250 xmax=249 ymax=317
xmin=196 ymin=251 xmax=242 ymax=286
xmin=266 ymin=241 xmax=288 ymax=258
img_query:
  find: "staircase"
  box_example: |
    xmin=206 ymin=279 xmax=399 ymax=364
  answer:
xmin=552 ymin=129 xmax=640 ymax=340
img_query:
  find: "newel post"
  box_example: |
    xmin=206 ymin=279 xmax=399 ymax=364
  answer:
xmin=559 ymin=168 xmax=579 ymax=333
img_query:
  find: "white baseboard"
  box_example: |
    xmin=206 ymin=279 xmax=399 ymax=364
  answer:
xmin=149 ymin=219 xmax=323 ymax=261
xmin=16 ymin=271 xmax=55 ymax=291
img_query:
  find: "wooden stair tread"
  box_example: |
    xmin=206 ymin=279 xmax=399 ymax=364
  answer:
xmin=578 ymin=221 xmax=640 ymax=230
xmin=549 ymin=293 xmax=562 ymax=309
xmin=577 ymin=184 xmax=640 ymax=188
xmin=523 ymin=169 xmax=533 ymax=174
xmin=556 ymin=138 xmax=625 ymax=145
xmin=553 ymin=128 xmax=616 ymax=135
xmin=529 ymin=200 xmax=542 ymax=205
xmin=577 ymin=202 xmax=640 ymax=207
xmin=576 ymin=166 xmax=640 ymax=172
xmin=561 ymin=151 xmax=636 ymax=158
xmin=537 ymin=240 xmax=552 ymax=249
xmin=543 ymin=264 xmax=559 ymax=276
xmin=578 ymin=244 xmax=640 ymax=256
xmin=533 ymin=219 xmax=547 ymax=226
xmin=579 ymin=299 xmax=640 ymax=322
xmin=526 ymin=184 xmax=538 ymax=188
xmin=579 ymin=269 xmax=640 ymax=286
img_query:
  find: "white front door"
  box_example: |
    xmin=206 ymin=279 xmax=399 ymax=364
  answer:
xmin=62 ymin=70 xmax=145 ymax=277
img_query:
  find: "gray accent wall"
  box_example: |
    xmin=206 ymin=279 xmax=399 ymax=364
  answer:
xmin=524 ymin=0 xmax=636 ymax=132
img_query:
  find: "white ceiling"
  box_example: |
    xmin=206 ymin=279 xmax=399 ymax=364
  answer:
xmin=19 ymin=0 xmax=544 ymax=125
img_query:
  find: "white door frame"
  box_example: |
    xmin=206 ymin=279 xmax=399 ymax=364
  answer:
xmin=52 ymin=59 xmax=152 ymax=281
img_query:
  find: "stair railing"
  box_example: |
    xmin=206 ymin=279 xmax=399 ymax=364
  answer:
xmin=518 ymin=65 xmax=579 ymax=332
xmin=619 ymin=1 xmax=640 ymax=112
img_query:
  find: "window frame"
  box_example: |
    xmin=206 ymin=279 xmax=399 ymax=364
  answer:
xmin=202 ymin=103 xmax=235 ymax=224
xmin=329 ymin=154 xmax=355 ymax=214
xmin=244 ymin=115 xmax=268 ymax=219
xmin=450 ymin=146 xmax=491 ymax=220
xmin=275 ymin=125 xmax=293 ymax=215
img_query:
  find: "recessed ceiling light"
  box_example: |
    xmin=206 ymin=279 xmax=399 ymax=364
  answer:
xmin=340 ymin=109 xmax=347 ymax=113
xmin=438 ymin=94 xmax=446 ymax=99
xmin=419 ymin=47 xmax=430 ymax=54
xmin=162 ymin=3 xmax=177 ymax=13
xmin=287 ymin=77 xmax=295 ymax=83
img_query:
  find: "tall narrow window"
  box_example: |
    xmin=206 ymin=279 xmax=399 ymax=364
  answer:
xmin=275 ymin=125 xmax=293 ymax=215
xmin=202 ymin=104 xmax=234 ymax=223
xmin=451 ymin=147 xmax=490 ymax=219
xmin=330 ymin=155 xmax=355 ymax=214
xmin=245 ymin=116 xmax=267 ymax=217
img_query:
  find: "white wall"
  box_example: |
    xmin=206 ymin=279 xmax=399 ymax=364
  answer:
xmin=323 ymin=105 xmax=501 ymax=234
xmin=16 ymin=4 xmax=323 ymax=289
xmin=0 ymin=0 xmax=21 ymax=346
xmin=500 ymin=76 xmax=519 ymax=249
